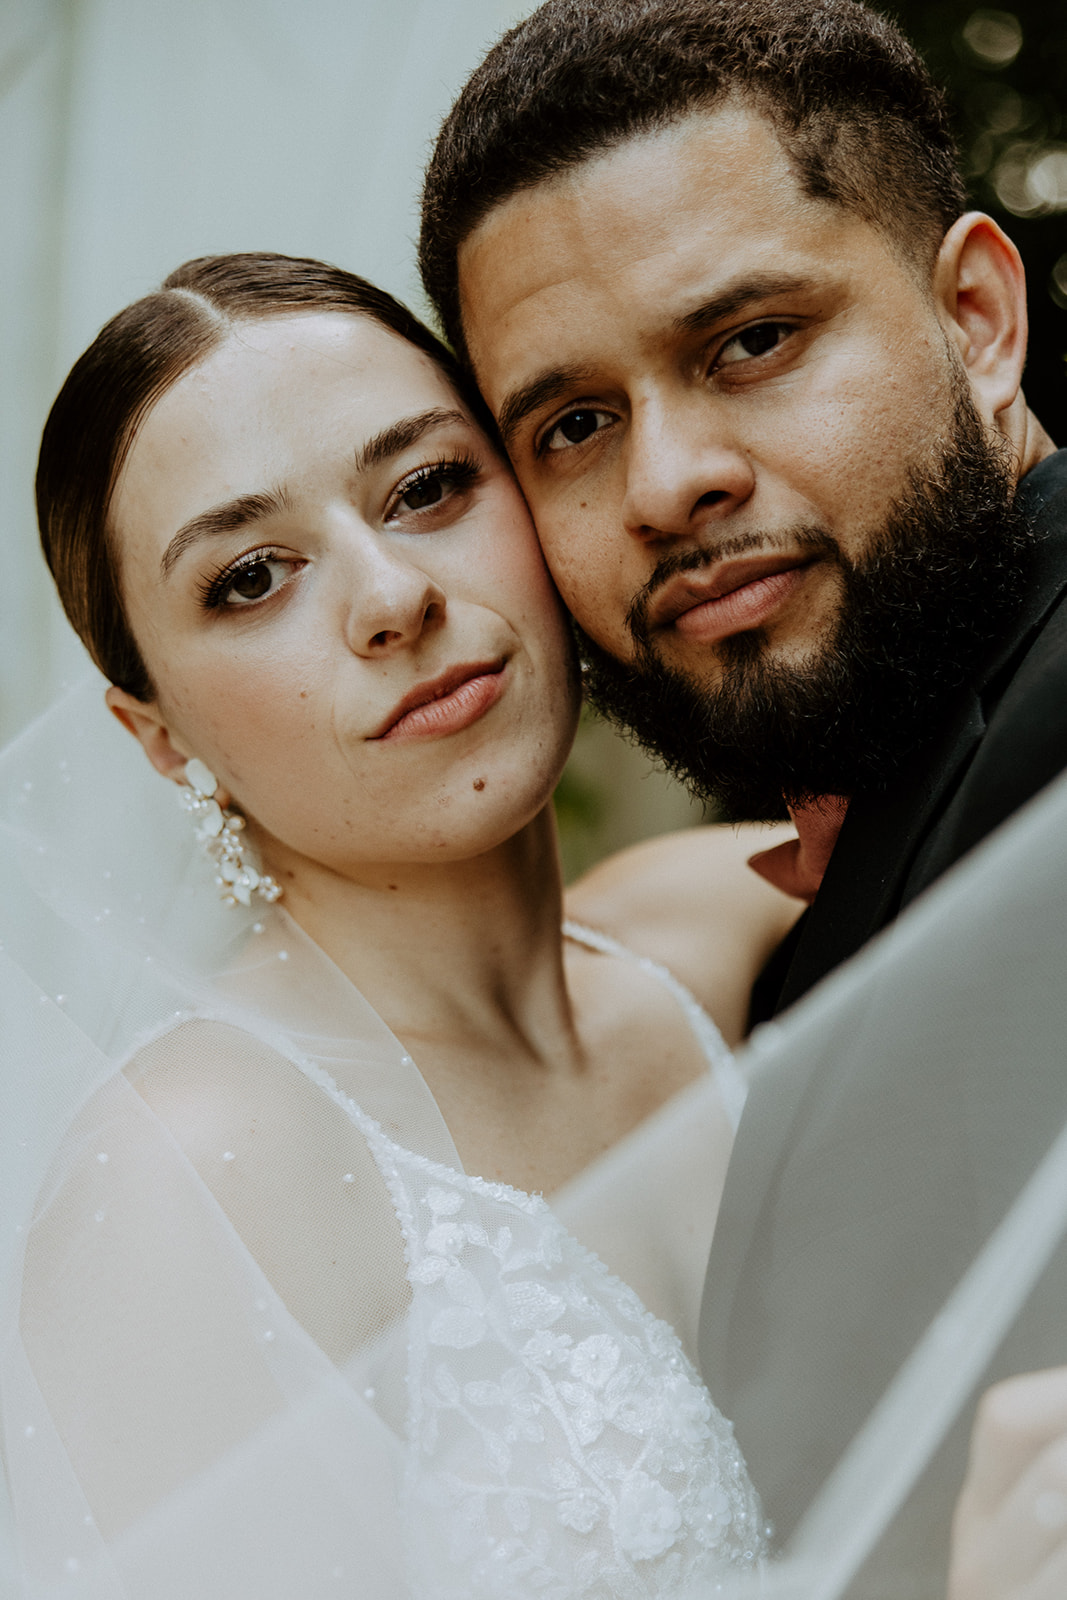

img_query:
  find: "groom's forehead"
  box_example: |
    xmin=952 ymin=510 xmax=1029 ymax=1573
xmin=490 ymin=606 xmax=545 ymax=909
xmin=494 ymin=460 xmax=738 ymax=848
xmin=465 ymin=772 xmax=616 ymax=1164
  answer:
xmin=456 ymin=105 xmax=903 ymax=410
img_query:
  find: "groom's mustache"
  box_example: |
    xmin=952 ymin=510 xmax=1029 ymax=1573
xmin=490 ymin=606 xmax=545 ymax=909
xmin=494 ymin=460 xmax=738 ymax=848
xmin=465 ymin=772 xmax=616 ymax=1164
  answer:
xmin=626 ymin=527 xmax=840 ymax=648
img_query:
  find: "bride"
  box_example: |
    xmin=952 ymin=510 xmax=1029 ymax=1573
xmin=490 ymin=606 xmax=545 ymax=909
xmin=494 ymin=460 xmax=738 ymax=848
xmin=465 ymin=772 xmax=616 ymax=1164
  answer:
xmin=7 ymin=250 xmax=800 ymax=1599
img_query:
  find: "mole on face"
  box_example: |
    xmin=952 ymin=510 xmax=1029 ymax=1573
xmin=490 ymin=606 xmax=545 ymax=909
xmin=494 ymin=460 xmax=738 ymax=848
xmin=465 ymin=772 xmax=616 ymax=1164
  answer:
xmin=473 ymin=778 xmax=486 ymax=792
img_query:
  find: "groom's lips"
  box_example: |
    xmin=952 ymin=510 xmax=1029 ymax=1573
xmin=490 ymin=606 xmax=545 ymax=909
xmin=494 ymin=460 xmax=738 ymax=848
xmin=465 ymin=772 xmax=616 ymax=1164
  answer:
xmin=646 ymin=553 xmax=817 ymax=645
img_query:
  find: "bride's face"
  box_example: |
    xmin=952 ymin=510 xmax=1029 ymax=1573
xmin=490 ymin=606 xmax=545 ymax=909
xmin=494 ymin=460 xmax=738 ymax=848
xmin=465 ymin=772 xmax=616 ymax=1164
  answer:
xmin=107 ymin=311 xmax=580 ymax=874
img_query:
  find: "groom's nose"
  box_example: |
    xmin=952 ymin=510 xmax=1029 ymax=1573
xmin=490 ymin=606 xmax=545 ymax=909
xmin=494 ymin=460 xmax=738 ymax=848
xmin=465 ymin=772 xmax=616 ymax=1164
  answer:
xmin=620 ymin=393 xmax=756 ymax=544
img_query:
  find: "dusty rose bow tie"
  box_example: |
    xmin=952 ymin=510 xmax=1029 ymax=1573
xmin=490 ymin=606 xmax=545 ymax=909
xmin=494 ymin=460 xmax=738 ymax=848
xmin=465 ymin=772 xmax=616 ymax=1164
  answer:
xmin=747 ymin=794 xmax=850 ymax=904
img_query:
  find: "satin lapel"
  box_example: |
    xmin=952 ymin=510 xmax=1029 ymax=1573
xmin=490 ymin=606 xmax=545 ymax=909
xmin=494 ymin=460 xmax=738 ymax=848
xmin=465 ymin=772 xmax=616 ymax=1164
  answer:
xmin=773 ymin=688 xmax=986 ymax=1013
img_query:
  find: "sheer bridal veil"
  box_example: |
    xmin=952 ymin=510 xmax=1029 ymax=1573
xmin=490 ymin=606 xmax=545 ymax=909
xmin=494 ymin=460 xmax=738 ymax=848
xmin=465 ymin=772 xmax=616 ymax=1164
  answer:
xmin=0 ymin=679 xmax=462 ymax=1596
xmin=2 ymin=679 xmax=1066 ymax=1597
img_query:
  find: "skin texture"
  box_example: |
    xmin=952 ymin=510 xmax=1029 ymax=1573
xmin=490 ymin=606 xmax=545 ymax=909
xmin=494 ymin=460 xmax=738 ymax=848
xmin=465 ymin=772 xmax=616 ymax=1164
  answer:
xmin=458 ymin=103 xmax=1054 ymax=692
xmin=950 ymin=1367 xmax=1067 ymax=1599
xmin=107 ymin=313 xmax=578 ymax=877
xmin=104 ymin=309 xmax=799 ymax=1196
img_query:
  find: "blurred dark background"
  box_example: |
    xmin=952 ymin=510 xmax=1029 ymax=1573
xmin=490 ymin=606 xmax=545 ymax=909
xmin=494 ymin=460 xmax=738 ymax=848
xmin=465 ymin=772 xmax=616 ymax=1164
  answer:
xmin=886 ymin=2 xmax=1067 ymax=438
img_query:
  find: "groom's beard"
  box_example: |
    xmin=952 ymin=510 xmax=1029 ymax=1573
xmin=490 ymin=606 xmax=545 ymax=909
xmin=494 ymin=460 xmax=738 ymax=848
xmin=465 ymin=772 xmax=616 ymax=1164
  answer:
xmin=575 ymin=391 xmax=1034 ymax=821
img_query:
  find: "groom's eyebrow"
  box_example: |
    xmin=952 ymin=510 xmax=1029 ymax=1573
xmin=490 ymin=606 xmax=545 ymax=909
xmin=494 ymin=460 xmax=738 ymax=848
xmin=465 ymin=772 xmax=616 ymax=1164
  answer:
xmin=671 ymin=271 xmax=815 ymax=336
xmin=497 ymin=367 xmax=596 ymax=452
xmin=495 ymin=271 xmax=819 ymax=450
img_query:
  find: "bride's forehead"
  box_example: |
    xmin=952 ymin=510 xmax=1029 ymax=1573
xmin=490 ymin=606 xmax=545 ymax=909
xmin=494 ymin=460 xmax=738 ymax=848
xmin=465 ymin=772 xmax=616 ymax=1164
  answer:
xmin=118 ymin=314 xmax=457 ymax=502
xmin=162 ymin=312 xmax=450 ymax=416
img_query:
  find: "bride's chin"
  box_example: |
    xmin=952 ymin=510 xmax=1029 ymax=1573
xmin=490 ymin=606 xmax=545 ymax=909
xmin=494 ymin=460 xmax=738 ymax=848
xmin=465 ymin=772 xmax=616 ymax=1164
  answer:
xmin=256 ymin=778 xmax=565 ymax=889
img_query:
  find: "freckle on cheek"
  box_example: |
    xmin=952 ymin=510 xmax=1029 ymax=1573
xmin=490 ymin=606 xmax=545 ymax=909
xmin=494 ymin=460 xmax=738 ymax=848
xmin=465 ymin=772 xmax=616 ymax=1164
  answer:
xmin=473 ymin=778 xmax=486 ymax=792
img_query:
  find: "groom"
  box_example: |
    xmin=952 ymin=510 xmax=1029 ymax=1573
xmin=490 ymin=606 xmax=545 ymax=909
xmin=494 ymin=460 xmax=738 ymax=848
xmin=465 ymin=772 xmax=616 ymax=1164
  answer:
xmin=420 ymin=0 xmax=1067 ymax=1589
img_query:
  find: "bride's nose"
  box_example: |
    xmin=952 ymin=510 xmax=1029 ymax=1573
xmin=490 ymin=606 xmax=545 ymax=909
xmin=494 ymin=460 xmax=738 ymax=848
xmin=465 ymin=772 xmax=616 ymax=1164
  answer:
xmin=343 ymin=538 xmax=447 ymax=657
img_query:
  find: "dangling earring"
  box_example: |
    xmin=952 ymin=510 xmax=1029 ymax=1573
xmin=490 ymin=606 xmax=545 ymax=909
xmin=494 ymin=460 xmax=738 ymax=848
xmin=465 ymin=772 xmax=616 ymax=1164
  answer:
xmin=180 ymin=758 xmax=282 ymax=907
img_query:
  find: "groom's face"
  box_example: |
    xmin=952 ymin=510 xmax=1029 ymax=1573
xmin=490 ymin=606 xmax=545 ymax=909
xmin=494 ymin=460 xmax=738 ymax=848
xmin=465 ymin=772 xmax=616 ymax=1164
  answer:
xmin=457 ymin=103 xmax=975 ymax=696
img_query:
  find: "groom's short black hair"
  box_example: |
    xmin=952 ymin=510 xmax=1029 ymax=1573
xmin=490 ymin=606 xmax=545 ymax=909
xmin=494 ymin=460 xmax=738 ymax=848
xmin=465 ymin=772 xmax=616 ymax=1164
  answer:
xmin=420 ymin=0 xmax=967 ymax=361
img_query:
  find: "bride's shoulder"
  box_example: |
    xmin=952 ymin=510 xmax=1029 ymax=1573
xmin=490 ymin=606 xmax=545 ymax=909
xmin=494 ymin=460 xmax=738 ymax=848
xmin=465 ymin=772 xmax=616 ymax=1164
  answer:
xmin=564 ymin=823 xmax=802 ymax=1046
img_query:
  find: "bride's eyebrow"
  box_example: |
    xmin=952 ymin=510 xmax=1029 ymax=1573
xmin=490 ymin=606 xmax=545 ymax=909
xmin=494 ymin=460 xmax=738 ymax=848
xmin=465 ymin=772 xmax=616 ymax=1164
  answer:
xmin=353 ymin=407 xmax=468 ymax=474
xmin=160 ymin=488 xmax=293 ymax=579
xmin=159 ymin=409 xmax=470 ymax=581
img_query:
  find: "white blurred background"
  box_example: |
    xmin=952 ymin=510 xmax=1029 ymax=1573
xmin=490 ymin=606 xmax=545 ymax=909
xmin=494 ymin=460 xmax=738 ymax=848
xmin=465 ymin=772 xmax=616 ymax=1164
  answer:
xmin=0 ymin=0 xmax=707 ymax=872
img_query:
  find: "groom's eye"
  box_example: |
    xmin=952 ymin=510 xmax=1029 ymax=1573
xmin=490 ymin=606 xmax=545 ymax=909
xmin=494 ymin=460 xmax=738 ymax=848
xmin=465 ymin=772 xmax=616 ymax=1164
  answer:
xmin=543 ymin=408 xmax=612 ymax=453
xmin=716 ymin=321 xmax=790 ymax=367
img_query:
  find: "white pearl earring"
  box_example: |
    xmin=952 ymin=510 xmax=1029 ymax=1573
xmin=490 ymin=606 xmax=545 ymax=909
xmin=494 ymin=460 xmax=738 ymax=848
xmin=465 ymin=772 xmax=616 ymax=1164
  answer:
xmin=180 ymin=758 xmax=282 ymax=907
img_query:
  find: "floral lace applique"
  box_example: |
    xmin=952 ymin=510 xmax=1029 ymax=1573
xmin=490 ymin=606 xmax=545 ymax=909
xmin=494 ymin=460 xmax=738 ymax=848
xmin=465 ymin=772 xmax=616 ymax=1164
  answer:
xmin=359 ymin=1121 xmax=766 ymax=1600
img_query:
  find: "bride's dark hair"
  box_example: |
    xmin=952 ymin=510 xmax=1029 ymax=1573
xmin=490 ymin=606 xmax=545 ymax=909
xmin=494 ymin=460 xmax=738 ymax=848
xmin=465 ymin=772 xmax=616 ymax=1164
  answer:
xmin=37 ymin=253 xmax=483 ymax=702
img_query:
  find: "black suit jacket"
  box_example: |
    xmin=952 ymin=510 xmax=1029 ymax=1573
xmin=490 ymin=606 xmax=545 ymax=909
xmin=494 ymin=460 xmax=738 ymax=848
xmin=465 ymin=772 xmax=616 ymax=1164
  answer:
xmin=752 ymin=447 xmax=1067 ymax=1022
xmin=701 ymin=449 xmax=1067 ymax=1595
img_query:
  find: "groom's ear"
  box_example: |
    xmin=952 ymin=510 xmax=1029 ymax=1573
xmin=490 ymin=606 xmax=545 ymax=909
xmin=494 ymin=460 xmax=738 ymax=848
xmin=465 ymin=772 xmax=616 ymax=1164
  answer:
xmin=932 ymin=212 xmax=1028 ymax=427
xmin=105 ymin=686 xmax=192 ymax=784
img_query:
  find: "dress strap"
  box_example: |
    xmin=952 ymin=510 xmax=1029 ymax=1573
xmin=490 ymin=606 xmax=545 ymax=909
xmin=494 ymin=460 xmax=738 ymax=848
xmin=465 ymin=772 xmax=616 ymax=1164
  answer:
xmin=562 ymin=918 xmax=748 ymax=1128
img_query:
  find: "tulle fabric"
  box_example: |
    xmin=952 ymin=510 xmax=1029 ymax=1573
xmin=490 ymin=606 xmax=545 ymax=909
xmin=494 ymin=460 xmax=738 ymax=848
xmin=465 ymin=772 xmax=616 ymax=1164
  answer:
xmin=704 ymin=748 xmax=1067 ymax=1599
xmin=6 ymin=677 xmax=1067 ymax=1598
xmin=0 ymin=680 xmax=760 ymax=1597
xmin=0 ymin=680 xmax=448 ymax=1597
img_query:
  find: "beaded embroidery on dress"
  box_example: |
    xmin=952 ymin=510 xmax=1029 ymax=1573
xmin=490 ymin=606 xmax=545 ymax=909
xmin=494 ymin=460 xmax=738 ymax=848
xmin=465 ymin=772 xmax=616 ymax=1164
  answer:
xmin=360 ymin=1117 xmax=766 ymax=1599
xmin=287 ymin=919 xmax=766 ymax=1597
xmin=294 ymin=919 xmax=763 ymax=1600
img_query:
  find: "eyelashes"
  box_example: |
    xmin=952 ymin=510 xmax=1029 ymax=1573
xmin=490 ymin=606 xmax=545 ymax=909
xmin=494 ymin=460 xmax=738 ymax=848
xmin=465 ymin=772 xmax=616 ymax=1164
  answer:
xmin=538 ymin=409 xmax=613 ymax=458
xmin=194 ymin=452 xmax=486 ymax=611
xmin=387 ymin=451 xmax=481 ymax=516
xmin=197 ymin=548 xmax=296 ymax=610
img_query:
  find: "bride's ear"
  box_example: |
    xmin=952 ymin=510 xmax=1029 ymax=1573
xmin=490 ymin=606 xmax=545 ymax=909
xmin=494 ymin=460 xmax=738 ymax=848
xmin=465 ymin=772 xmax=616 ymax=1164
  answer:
xmin=105 ymin=686 xmax=191 ymax=784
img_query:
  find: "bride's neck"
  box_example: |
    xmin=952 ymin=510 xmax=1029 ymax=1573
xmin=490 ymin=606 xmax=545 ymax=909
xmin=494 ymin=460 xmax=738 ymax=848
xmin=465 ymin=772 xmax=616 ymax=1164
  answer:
xmin=266 ymin=804 xmax=578 ymax=1067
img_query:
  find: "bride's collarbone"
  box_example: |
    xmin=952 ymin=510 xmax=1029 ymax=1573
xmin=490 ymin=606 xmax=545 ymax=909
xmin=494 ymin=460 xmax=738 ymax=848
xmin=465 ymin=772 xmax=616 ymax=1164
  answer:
xmin=400 ymin=947 xmax=711 ymax=1194
xmin=113 ymin=967 xmax=710 ymax=1360
xmin=118 ymin=949 xmax=710 ymax=1298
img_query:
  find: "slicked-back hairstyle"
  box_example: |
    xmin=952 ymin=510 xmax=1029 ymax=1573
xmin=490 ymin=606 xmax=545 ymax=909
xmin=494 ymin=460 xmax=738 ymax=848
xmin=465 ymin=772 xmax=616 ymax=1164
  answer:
xmin=420 ymin=0 xmax=967 ymax=360
xmin=37 ymin=252 xmax=481 ymax=701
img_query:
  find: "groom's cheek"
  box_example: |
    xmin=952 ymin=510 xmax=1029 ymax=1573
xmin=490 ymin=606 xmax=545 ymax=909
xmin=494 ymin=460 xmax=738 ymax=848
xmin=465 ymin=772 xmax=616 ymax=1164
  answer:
xmin=527 ymin=503 xmax=638 ymax=665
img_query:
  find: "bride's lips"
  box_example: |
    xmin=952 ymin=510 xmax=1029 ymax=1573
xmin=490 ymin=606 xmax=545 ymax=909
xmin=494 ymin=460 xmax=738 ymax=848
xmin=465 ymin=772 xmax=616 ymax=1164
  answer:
xmin=371 ymin=660 xmax=507 ymax=742
xmin=646 ymin=553 xmax=817 ymax=645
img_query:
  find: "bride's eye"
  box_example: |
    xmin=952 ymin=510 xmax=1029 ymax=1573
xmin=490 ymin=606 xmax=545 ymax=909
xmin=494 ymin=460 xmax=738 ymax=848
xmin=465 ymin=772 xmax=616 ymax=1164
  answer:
xmin=541 ymin=408 xmax=612 ymax=454
xmin=387 ymin=453 xmax=481 ymax=521
xmin=199 ymin=551 xmax=300 ymax=609
xmin=399 ymin=473 xmax=447 ymax=512
xmin=716 ymin=321 xmax=791 ymax=367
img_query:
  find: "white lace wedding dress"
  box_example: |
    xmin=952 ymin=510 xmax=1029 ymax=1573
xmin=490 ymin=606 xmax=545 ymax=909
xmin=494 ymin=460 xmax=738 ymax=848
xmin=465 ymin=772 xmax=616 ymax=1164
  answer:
xmin=308 ymin=921 xmax=764 ymax=1600
xmin=0 ymin=684 xmax=765 ymax=1600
